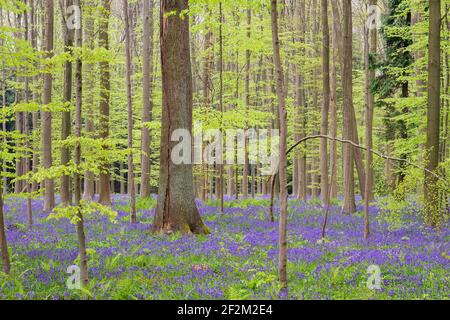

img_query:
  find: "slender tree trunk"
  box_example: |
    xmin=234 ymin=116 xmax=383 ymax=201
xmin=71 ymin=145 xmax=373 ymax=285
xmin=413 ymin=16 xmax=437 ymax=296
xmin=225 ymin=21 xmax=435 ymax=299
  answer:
xmin=73 ymin=0 xmax=88 ymax=286
xmin=23 ymin=5 xmax=33 ymax=225
xmin=293 ymin=0 xmax=305 ymax=200
xmin=98 ymin=0 xmax=111 ymax=205
xmin=140 ymin=0 xmax=154 ymax=198
xmin=153 ymin=0 xmax=208 ymax=235
xmin=242 ymin=7 xmax=251 ymax=200
xmin=352 ymin=110 xmax=366 ymax=198
xmin=201 ymin=19 xmax=212 ymax=202
xmin=83 ymin=12 xmax=95 ymax=200
xmin=123 ymin=0 xmax=137 ymax=223
xmin=0 ymin=172 xmax=10 ymax=274
xmin=30 ymin=0 xmax=39 ymax=193
xmin=320 ymin=0 xmax=330 ymax=206
xmin=0 ymin=8 xmax=10 ymax=272
xmin=424 ymin=0 xmax=442 ymax=227
xmin=364 ymin=0 xmax=377 ymax=239
xmin=341 ymin=0 xmax=356 ymax=214
xmin=329 ymin=8 xmax=339 ymax=199
xmin=61 ymin=0 xmax=74 ymax=205
xmin=271 ymin=0 xmax=288 ymax=292
xmin=42 ymin=0 xmax=55 ymax=212
xmin=218 ymin=2 xmax=224 ymax=213
xmin=0 ymin=8 xmax=6 ymax=194
xmin=14 ymin=13 xmax=23 ymax=196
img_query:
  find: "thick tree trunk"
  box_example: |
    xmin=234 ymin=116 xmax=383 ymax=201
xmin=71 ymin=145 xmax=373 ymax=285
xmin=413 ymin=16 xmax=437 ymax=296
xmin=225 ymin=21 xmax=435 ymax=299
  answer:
xmin=140 ymin=0 xmax=155 ymax=198
xmin=271 ymin=0 xmax=288 ymax=292
xmin=42 ymin=0 xmax=55 ymax=212
xmin=424 ymin=0 xmax=442 ymax=227
xmin=98 ymin=0 xmax=111 ymax=205
xmin=153 ymin=0 xmax=208 ymax=235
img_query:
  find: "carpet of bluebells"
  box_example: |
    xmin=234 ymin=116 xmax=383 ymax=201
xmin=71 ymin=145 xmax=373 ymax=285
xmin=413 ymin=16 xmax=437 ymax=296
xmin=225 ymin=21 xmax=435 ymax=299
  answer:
xmin=0 ymin=194 xmax=449 ymax=300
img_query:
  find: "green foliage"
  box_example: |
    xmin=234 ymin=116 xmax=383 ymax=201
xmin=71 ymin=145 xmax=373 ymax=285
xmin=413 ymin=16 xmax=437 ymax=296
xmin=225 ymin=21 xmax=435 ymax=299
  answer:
xmin=47 ymin=201 xmax=118 ymax=225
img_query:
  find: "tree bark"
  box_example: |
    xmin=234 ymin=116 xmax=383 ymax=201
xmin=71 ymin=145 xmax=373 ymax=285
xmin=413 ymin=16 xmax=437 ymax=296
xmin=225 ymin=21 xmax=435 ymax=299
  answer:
xmin=30 ymin=0 xmax=40 ymax=193
xmin=218 ymin=2 xmax=224 ymax=213
xmin=242 ymin=7 xmax=251 ymax=199
xmin=320 ymin=0 xmax=330 ymax=205
xmin=271 ymin=0 xmax=288 ymax=292
xmin=42 ymin=0 xmax=55 ymax=212
xmin=329 ymin=5 xmax=339 ymax=199
xmin=98 ymin=0 xmax=111 ymax=205
xmin=140 ymin=0 xmax=154 ymax=198
xmin=73 ymin=0 xmax=88 ymax=286
xmin=23 ymin=5 xmax=33 ymax=225
xmin=153 ymin=0 xmax=208 ymax=235
xmin=424 ymin=0 xmax=442 ymax=227
xmin=123 ymin=0 xmax=137 ymax=223
xmin=364 ymin=0 xmax=377 ymax=239
xmin=0 ymin=172 xmax=10 ymax=274
xmin=342 ymin=0 xmax=356 ymax=214
xmin=83 ymin=11 xmax=95 ymax=201
xmin=61 ymin=0 xmax=74 ymax=205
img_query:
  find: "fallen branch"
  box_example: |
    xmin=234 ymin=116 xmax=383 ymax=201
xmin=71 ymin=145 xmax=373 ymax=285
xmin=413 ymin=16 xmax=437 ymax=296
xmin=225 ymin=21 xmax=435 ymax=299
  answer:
xmin=268 ymin=134 xmax=449 ymax=220
xmin=287 ymin=135 xmax=449 ymax=187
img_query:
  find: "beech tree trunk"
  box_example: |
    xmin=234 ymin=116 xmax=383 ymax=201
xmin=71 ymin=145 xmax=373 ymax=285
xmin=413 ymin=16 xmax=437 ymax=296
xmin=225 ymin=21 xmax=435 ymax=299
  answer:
xmin=218 ymin=2 xmax=224 ymax=213
xmin=242 ymin=8 xmax=251 ymax=199
xmin=342 ymin=0 xmax=356 ymax=214
xmin=153 ymin=0 xmax=208 ymax=235
xmin=294 ymin=0 xmax=306 ymax=200
xmin=73 ymin=0 xmax=88 ymax=286
xmin=140 ymin=0 xmax=154 ymax=198
xmin=30 ymin=0 xmax=39 ymax=193
xmin=424 ymin=0 xmax=442 ymax=227
xmin=61 ymin=0 xmax=74 ymax=205
xmin=42 ymin=0 xmax=55 ymax=212
xmin=23 ymin=5 xmax=33 ymax=225
xmin=123 ymin=0 xmax=137 ymax=223
xmin=329 ymin=6 xmax=339 ymax=199
xmin=364 ymin=0 xmax=377 ymax=239
xmin=271 ymin=0 xmax=288 ymax=291
xmin=320 ymin=0 xmax=330 ymax=206
xmin=98 ymin=0 xmax=111 ymax=205
xmin=83 ymin=12 xmax=95 ymax=200
xmin=0 ymin=175 xmax=10 ymax=274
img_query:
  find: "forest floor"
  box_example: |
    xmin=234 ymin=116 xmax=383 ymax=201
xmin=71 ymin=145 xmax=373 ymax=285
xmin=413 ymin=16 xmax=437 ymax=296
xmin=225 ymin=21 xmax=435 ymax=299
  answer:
xmin=0 ymin=194 xmax=449 ymax=300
